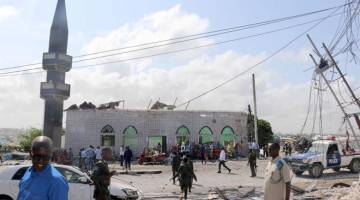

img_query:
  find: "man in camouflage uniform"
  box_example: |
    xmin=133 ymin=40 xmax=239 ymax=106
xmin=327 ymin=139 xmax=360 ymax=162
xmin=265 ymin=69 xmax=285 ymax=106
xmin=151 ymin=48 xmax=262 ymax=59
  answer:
xmin=248 ymin=149 xmax=257 ymax=177
xmin=173 ymin=156 xmax=197 ymax=200
xmin=91 ymin=148 xmax=116 ymax=200
xmin=171 ymin=151 xmax=181 ymax=184
xmin=187 ymin=157 xmax=195 ymax=193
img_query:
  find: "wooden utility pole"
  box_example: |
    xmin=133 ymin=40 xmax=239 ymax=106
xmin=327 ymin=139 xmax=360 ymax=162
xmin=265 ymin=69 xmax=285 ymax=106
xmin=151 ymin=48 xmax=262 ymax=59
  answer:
xmin=307 ymin=35 xmax=360 ymax=149
xmin=252 ymin=74 xmax=258 ymax=144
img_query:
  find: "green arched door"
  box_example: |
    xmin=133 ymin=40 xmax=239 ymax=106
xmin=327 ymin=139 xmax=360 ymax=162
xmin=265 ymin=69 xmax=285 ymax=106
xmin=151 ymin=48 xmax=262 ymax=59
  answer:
xmin=176 ymin=126 xmax=190 ymax=146
xmin=220 ymin=127 xmax=235 ymax=147
xmin=199 ymin=126 xmax=213 ymax=144
xmin=123 ymin=126 xmax=138 ymax=151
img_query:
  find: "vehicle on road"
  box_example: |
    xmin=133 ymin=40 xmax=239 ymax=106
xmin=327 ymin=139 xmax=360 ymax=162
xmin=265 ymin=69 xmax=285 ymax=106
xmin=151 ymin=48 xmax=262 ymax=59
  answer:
xmin=0 ymin=163 xmax=139 ymax=200
xmin=288 ymin=138 xmax=360 ymax=178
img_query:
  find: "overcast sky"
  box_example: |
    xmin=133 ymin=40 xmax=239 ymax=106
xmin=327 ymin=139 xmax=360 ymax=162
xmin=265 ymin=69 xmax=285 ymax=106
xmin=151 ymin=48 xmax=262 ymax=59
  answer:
xmin=0 ymin=0 xmax=360 ymax=135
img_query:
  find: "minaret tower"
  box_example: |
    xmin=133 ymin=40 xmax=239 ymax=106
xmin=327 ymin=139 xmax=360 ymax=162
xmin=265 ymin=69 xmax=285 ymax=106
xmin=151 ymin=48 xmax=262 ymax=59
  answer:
xmin=40 ymin=0 xmax=72 ymax=147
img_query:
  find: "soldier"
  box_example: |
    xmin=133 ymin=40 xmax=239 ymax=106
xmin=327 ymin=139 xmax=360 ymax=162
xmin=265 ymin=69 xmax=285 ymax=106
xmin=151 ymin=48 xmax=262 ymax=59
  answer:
xmin=187 ymin=157 xmax=195 ymax=193
xmin=248 ymin=149 xmax=257 ymax=177
xmin=91 ymin=147 xmax=116 ymax=200
xmin=173 ymin=156 xmax=197 ymax=200
xmin=171 ymin=151 xmax=181 ymax=184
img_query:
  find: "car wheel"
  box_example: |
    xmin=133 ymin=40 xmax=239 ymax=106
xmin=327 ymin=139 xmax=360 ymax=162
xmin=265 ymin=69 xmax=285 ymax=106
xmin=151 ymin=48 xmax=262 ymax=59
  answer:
xmin=0 ymin=195 xmax=13 ymax=200
xmin=350 ymin=159 xmax=360 ymax=173
xmin=309 ymin=163 xmax=323 ymax=178
xmin=294 ymin=170 xmax=304 ymax=176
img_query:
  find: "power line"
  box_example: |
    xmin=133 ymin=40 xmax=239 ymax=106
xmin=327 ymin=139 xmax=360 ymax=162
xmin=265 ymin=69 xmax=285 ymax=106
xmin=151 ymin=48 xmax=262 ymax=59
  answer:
xmin=175 ymin=6 xmax=341 ymax=109
xmin=0 ymin=2 xmax=351 ymax=72
xmin=0 ymin=12 xmax=342 ymax=77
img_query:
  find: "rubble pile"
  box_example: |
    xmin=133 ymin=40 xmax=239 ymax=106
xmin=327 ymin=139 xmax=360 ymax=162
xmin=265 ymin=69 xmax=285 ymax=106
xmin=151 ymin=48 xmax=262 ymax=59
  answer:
xmin=299 ymin=182 xmax=360 ymax=200
xmin=328 ymin=183 xmax=360 ymax=200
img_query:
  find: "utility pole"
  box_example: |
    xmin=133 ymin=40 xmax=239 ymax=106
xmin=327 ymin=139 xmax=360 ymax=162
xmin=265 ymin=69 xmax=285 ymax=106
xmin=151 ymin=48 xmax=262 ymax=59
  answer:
xmin=307 ymin=35 xmax=360 ymax=149
xmin=322 ymin=43 xmax=360 ymax=110
xmin=252 ymin=74 xmax=258 ymax=144
xmin=40 ymin=0 xmax=72 ymax=148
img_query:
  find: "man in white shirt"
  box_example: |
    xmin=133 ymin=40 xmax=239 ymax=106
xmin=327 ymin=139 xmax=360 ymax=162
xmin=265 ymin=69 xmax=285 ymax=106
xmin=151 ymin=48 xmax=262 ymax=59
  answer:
xmin=264 ymin=143 xmax=291 ymax=200
xmin=95 ymin=146 xmax=102 ymax=162
xmin=217 ymin=147 xmax=231 ymax=173
xmin=119 ymin=145 xmax=124 ymax=168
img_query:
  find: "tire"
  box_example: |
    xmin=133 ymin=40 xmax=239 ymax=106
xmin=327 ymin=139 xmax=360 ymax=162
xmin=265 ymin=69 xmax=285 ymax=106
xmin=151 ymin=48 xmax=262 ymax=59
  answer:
xmin=294 ymin=170 xmax=304 ymax=176
xmin=0 ymin=195 xmax=13 ymax=200
xmin=138 ymin=160 xmax=143 ymax=165
xmin=349 ymin=159 xmax=360 ymax=173
xmin=309 ymin=163 xmax=323 ymax=178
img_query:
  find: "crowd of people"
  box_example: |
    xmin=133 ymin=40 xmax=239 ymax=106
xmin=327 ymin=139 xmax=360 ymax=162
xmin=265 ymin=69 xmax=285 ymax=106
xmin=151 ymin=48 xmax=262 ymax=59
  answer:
xmin=12 ymin=136 xmax=291 ymax=200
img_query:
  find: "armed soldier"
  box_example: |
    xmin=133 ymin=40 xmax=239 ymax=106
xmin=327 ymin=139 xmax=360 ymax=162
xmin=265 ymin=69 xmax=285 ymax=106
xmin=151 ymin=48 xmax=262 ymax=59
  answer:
xmin=171 ymin=151 xmax=181 ymax=184
xmin=91 ymin=147 xmax=116 ymax=200
xmin=248 ymin=149 xmax=257 ymax=177
xmin=173 ymin=155 xmax=197 ymax=200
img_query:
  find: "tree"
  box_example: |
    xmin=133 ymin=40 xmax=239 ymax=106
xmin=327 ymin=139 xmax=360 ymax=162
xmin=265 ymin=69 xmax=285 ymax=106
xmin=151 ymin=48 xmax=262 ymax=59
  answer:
xmin=257 ymin=119 xmax=274 ymax=147
xmin=19 ymin=128 xmax=42 ymax=151
xmin=247 ymin=113 xmax=274 ymax=146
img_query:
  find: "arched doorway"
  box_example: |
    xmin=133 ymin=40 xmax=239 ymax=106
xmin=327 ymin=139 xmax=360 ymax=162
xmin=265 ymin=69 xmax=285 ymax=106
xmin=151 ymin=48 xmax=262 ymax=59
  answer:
xmin=199 ymin=126 xmax=213 ymax=144
xmin=220 ymin=126 xmax=235 ymax=147
xmin=176 ymin=126 xmax=190 ymax=146
xmin=100 ymin=125 xmax=115 ymax=146
xmin=123 ymin=126 xmax=138 ymax=152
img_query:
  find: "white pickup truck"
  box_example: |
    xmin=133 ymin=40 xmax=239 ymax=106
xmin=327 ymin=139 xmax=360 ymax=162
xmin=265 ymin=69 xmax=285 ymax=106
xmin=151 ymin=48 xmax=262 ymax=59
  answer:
xmin=289 ymin=139 xmax=360 ymax=178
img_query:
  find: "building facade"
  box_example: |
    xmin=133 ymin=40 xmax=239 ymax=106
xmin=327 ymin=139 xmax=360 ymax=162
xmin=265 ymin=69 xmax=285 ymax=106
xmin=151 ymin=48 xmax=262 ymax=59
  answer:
xmin=65 ymin=109 xmax=249 ymax=156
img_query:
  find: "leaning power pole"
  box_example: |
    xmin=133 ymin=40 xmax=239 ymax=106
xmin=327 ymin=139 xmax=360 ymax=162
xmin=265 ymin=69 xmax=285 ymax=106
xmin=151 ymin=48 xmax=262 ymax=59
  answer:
xmin=40 ymin=0 xmax=72 ymax=147
xmin=307 ymin=34 xmax=360 ymax=149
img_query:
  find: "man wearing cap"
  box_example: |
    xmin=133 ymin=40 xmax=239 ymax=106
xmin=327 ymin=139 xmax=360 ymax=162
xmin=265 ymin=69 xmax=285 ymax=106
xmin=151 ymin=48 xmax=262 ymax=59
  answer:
xmin=17 ymin=136 xmax=69 ymax=200
xmin=264 ymin=143 xmax=291 ymax=200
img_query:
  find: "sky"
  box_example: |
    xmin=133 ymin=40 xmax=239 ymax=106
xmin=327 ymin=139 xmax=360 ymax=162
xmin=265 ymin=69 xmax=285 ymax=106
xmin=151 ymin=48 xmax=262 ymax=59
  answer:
xmin=0 ymin=0 xmax=360 ymax=135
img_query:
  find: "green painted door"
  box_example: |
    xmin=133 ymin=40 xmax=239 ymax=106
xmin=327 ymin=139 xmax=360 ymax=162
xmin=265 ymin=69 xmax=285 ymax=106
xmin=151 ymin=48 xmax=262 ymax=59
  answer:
xmin=199 ymin=127 xmax=213 ymax=144
xmin=220 ymin=127 xmax=235 ymax=147
xmin=124 ymin=126 xmax=138 ymax=152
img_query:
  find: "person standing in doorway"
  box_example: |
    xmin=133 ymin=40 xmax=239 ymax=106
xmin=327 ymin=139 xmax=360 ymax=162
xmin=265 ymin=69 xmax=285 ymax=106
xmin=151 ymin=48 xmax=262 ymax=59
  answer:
xmin=124 ymin=146 xmax=133 ymax=172
xmin=264 ymin=143 xmax=291 ymax=200
xmin=119 ymin=145 xmax=124 ymax=169
xmin=91 ymin=147 xmax=116 ymax=200
xmin=217 ymin=147 xmax=231 ymax=173
xmin=17 ymin=136 xmax=69 ymax=200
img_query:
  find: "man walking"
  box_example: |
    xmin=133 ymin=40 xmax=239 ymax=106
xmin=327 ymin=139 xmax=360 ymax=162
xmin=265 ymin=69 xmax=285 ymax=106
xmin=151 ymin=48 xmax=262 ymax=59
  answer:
xmin=17 ymin=136 xmax=69 ymax=200
xmin=248 ymin=149 xmax=257 ymax=177
xmin=91 ymin=147 xmax=116 ymax=200
xmin=173 ymin=156 xmax=197 ymax=200
xmin=124 ymin=146 xmax=133 ymax=172
xmin=264 ymin=143 xmax=291 ymax=200
xmin=171 ymin=151 xmax=181 ymax=184
xmin=217 ymin=147 xmax=231 ymax=173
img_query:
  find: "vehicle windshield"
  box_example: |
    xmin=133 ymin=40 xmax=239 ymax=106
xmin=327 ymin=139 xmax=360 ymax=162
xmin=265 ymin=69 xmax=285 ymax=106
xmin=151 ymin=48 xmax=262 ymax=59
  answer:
xmin=307 ymin=142 xmax=327 ymax=154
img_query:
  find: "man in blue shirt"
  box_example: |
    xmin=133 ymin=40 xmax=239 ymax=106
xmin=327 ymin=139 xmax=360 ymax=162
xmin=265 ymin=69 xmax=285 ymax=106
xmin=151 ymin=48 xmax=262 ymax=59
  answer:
xmin=17 ymin=136 xmax=69 ymax=200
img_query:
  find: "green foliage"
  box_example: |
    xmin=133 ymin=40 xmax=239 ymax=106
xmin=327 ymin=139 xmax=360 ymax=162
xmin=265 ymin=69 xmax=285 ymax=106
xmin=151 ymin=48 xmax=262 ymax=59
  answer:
xmin=247 ymin=114 xmax=274 ymax=146
xmin=257 ymin=119 xmax=274 ymax=146
xmin=19 ymin=128 xmax=42 ymax=151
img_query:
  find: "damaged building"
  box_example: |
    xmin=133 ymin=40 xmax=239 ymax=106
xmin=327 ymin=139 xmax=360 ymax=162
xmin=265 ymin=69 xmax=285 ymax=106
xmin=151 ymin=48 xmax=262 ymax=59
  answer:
xmin=65 ymin=101 xmax=249 ymax=156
